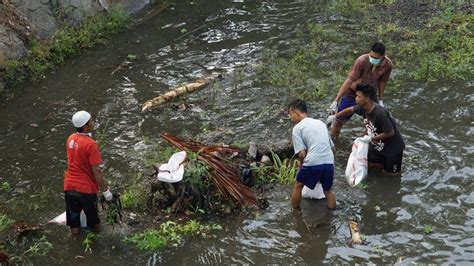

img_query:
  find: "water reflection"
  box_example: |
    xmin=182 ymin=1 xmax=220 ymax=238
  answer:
xmin=361 ymin=171 xmax=402 ymax=235
xmin=292 ymin=201 xmax=331 ymax=264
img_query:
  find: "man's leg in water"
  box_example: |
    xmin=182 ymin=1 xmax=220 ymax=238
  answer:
xmin=330 ymin=120 xmax=345 ymax=139
xmin=291 ymin=182 xmax=304 ymax=209
xmin=324 ymin=190 xmax=336 ymax=209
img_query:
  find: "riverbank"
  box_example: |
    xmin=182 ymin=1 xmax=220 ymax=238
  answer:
xmin=0 ymin=0 xmax=159 ymax=100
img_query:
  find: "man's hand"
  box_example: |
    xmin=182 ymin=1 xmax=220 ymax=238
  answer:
xmin=379 ymin=100 xmax=384 ymax=107
xmin=357 ymin=135 xmax=372 ymax=143
xmin=329 ymin=101 xmax=338 ymax=114
xmin=102 ymin=189 xmax=113 ymax=201
xmin=327 ymin=114 xmax=336 ymax=125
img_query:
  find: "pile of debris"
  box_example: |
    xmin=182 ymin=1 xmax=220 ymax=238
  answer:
xmin=143 ymin=133 xmax=294 ymax=217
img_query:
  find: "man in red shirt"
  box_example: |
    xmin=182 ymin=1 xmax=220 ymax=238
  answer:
xmin=64 ymin=110 xmax=113 ymax=236
xmin=328 ymin=42 xmax=393 ymax=139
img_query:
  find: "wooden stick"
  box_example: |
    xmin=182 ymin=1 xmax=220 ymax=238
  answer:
xmin=349 ymin=220 xmax=363 ymax=244
xmin=141 ymin=72 xmax=221 ymax=112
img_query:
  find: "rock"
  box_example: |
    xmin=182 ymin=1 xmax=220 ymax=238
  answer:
xmin=12 ymin=0 xmax=58 ymax=39
xmin=0 ymin=25 xmax=27 ymax=61
xmin=260 ymin=155 xmax=271 ymax=164
xmin=55 ymin=0 xmax=104 ymax=24
xmin=248 ymin=141 xmax=257 ymax=159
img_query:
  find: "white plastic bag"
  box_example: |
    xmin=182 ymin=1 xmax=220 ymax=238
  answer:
xmin=48 ymin=210 xmax=87 ymax=227
xmin=157 ymin=151 xmax=187 ymax=183
xmin=345 ymin=138 xmax=369 ymax=187
xmin=301 ymin=183 xmax=326 ymax=199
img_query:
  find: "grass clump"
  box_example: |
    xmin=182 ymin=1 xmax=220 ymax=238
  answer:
xmin=257 ymin=46 xmax=328 ymax=101
xmin=2 ymin=6 xmax=130 ymax=89
xmin=121 ymin=173 xmax=147 ymax=210
xmin=23 ymin=235 xmax=53 ymax=257
xmin=184 ymin=152 xmax=211 ymax=192
xmin=83 ymin=233 xmax=96 ymax=253
xmin=400 ymin=8 xmax=473 ymax=81
xmin=125 ymin=220 xmax=222 ymax=251
xmin=1 ymin=181 xmax=11 ymax=192
xmin=253 ymin=151 xmax=298 ymax=185
xmin=0 ymin=213 xmax=13 ymax=234
xmin=423 ymin=225 xmax=433 ymax=234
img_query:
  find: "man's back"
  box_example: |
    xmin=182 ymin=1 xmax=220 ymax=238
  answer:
xmin=64 ymin=133 xmax=102 ymax=194
xmin=292 ymin=117 xmax=334 ymax=166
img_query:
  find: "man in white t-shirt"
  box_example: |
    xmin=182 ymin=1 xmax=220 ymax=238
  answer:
xmin=288 ymin=99 xmax=336 ymax=210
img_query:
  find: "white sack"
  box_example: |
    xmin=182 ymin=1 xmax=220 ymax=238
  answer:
xmin=301 ymin=183 xmax=326 ymax=199
xmin=48 ymin=210 xmax=87 ymax=227
xmin=345 ymin=138 xmax=369 ymax=187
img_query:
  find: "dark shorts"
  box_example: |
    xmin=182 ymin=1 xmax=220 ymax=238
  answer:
xmin=368 ymin=149 xmax=403 ymax=173
xmin=336 ymin=96 xmax=356 ymax=122
xmin=65 ymin=190 xmax=100 ymax=228
xmin=296 ymin=164 xmax=334 ymax=191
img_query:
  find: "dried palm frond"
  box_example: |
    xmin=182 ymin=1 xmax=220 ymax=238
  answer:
xmin=160 ymin=133 xmax=258 ymax=207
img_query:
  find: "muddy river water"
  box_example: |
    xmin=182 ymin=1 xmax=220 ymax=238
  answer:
xmin=0 ymin=0 xmax=473 ymax=264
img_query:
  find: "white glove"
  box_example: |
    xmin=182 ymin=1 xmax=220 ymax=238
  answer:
xmin=357 ymin=135 xmax=372 ymax=143
xmin=379 ymin=100 xmax=384 ymax=107
xmin=102 ymin=189 xmax=113 ymax=201
xmin=327 ymin=114 xmax=336 ymax=124
xmin=329 ymin=101 xmax=338 ymax=114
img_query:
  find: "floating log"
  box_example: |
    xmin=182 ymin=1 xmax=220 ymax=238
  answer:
xmin=349 ymin=220 xmax=363 ymax=244
xmin=141 ymin=72 xmax=221 ymax=112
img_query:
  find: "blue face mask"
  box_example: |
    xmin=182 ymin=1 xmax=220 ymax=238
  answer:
xmin=369 ymin=55 xmax=382 ymax=65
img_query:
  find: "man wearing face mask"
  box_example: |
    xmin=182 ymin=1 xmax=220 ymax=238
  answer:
xmin=328 ymin=41 xmax=392 ymax=139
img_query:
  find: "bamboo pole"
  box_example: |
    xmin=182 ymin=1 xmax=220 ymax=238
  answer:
xmin=141 ymin=72 xmax=221 ymax=112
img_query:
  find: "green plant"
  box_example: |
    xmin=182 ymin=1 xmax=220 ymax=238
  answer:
xmin=127 ymin=54 xmax=137 ymax=60
xmin=104 ymin=202 xmax=121 ymax=225
xmin=189 ymin=203 xmax=205 ymax=214
xmin=121 ymin=187 xmax=143 ymax=209
xmin=397 ymin=8 xmax=473 ymax=81
xmin=126 ymin=229 xmax=167 ymax=250
xmin=356 ymin=183 xmax=369 ymax=189
xmin=423 ymin=225 xmax=433 ymax=234
xmin=184 ymin=155 xmax=211 ymax=191
xmin=121 ymin=172 xmax=147 ymax=210
xmin=1 ymin=181 xmax=10 ymax=192
xmin=180 ymin=220 xmax=201 ymax=234
xmin=125 ymin=220 xmax=222 ymax=251
xmin=372 ymin=244 xmax=383 ymax=255
xmin=164 ymin=207 xmax=172 ymax=215
xmin=251 ymin=163 xmax=272 ymax=184
xmin=257 ymin=46 xmax=325 ymax=100
xmin=268 ymin=151 xmax=298 ymax=184
xmin=23 ymin=235 xmax=53 ymax=257
xmin=83 ymin=233 xmax=96 ymax=253
xmin=0 ymin=213 xmax=13 ymax=233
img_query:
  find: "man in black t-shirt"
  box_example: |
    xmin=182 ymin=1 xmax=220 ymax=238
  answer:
xmin=327 ymin=83 xmax=405 ymax=175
